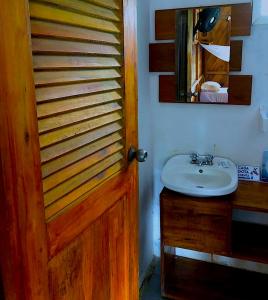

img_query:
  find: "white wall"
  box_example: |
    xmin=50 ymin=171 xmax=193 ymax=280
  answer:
xmin=137 ymin=0 xmax=154 ymax=284
xmin=147 ymin=0 xmax=268 ymax=257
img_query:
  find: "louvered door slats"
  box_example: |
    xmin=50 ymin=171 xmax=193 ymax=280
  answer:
xmin=35 ymin=69 xmax=121 ymax=86
xmin=35 ymin=80 xmax=121 ymax=102
xmin=36 ymin=0 xmax=120 ymax=22
xmin=89 ymin=0 xmax=120 ymax=10
xmin=39 ymin=112 xmax=122 ymax=149
xmin=43 ymin=142 xmax=123 ymax=193
xmin=42 ymin=132 xmax=122 ymax=178
xmin=41 ymin=122 xmax=122 ymax=163
xmin=38 ymin=102 xmax=122 ymax=133
xmin=37 ymin=91 xmax=122 ymax=118
xmin=32 ymin=38 xmax=120 ymax=56
xmin=30 ymin=2 xmax=120 ymax=33
xmin=31 ymin=20 xmax=120 ymax=45
xmin=33 ymin=55 xmax=121 ymax=70
xmin=44 ymin=152 xmax=123 ymax=206
xmin=29 ymin=0 xmax=125 ymax=220
xmin=45 ymin=162 xmax=123 ymax=220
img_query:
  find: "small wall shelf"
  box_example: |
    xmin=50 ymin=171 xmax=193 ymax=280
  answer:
xmin=160 ymin=180 xmax=268 ymax=299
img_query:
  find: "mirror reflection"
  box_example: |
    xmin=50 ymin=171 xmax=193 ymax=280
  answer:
xmin=177 ymin=6 xmax=231 ymax=103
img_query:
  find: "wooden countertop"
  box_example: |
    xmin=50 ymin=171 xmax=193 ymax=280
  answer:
xmin=161 ymin=181 xmax=268 ymax=214
xmin=232 ymin=180 xmax=268 ymax=213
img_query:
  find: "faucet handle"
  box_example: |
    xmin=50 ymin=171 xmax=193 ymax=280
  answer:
xmin=206 ymin=154 xmax=214 ymax=165
xmin=190 ymin=153 xmax=199 ymax=163
xmin=190 ymin=153 xmax=198 ymax=160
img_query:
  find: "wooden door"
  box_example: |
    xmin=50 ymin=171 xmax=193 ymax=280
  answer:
xmin=202 ymin=6 xmax=231 ymax=87
xmin=0 ymin=0 xmax=138 ymax=299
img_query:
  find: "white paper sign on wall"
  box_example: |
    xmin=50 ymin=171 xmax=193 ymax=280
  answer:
xmin=238 ymin=165 xmax=260 ymax=181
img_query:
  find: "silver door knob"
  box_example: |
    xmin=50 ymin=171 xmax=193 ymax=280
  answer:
xmin=128 ymin=146 xmax=148 ymax=162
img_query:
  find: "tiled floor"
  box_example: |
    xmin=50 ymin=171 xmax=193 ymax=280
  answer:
xmin=140 ymin=260 xmax=166 ymax=300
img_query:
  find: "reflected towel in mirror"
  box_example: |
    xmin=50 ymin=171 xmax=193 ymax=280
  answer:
xmin=200 ymin=43 xmax=230 ymax=62
xmin=200 ymin=88 xmax=228 ymax=103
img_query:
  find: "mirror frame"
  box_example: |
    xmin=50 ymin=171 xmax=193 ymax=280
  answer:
xmin=149 ymin=2 xmax=253 ymax=105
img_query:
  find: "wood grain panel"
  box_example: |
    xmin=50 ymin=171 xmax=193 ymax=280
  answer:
xmin=47 ymin=171 xmax=128 ymax=257
xmin=33 ymin=55 xmax=121 ymax=70
xmin=155 ymin=9 xmax=176 ymax=40
xmin=38 ymin=102 xmax=121 ymax=133
xmin=0 ymin=1 xmax=49 ymax=298
xmin=42 ymin=132 xmax=122 ymax=177
xmin=0 ymin=278 xmax=4 ymax=300
xmin=31 ymin=20 xmax=120 ymax=44
xmin=232 ymin=181 xmax=268 ymax=213
xmin=40 ymin=122 xmax=122 ymax=163
xmin=36 ymin=80 xmax=120 ymax=102
xmin=48 ymin=197 xmax=129 ymax=299
xmin=231 ymin=3 xmax=252 ymax=36
xmin=30 ymin=2 xmax=120 ymax=33
xmin=159 ymin=75 xmax=177 ymax=103
xmin=149 ymin=43 xmax=175 ymax=72
xmin=203 ymin=6 xmax=231 ymax=88
xmin=37 ymin=0 xmax=120 ymax=22
xmin=123 ymin=1 xmax=139 ymax=295
xmin=35 ymin=69 xmax=121 ymax=86
xmin=161 ymin=188 xmax=232 ymax=255
xmin=230 ymin=40 xmax=243 ymax=71
xmin=32 ymin=38 xmax=120 ymax=55
xmin=229 ymin=75 xmax=252 ymax=105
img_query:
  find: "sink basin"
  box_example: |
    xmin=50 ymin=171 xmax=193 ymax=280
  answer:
xmin=161 ymin=155 xmax=238 ymax=197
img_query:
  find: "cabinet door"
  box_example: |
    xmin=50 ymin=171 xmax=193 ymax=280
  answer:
xmin=161 ymin=189 xmax=232 ymax=255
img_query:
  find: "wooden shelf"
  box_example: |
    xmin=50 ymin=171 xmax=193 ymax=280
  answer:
xmin=232 ymin=181 xmax=268 ymax=213
xmin=162 ymin=253 xmax=268 ymax=300
xmin=232 ymin=221 xmax=268 ymax=264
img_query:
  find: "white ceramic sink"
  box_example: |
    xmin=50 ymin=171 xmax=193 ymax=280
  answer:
xmin=161 ymin=155 xmax=238 ymax=197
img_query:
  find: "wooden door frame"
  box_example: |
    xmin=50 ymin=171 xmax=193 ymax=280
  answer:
xmin=0 ymin=0 xmax=49 ymax=299
xmin=0 ymin=0 xmax=138 ymax=299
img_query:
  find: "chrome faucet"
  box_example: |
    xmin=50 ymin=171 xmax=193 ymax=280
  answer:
xmin=190 ymin=153 xmax=214 ymax=166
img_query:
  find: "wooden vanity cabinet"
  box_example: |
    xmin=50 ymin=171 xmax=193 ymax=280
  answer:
xmin=160 ymin=182 xmax=268 ymax=300
xmin=161 ymin=188 xmax=232 ymax=255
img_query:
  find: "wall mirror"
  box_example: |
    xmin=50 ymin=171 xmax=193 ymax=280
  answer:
xmin=177 ymin=6 xmax=231 ymax=103
xmin=149 ymin=3 xmax=253 ymax=105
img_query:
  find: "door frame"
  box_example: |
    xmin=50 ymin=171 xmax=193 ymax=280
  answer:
xmin=0 ymin=0 xmax=49 ymax=299
xmin=0 ymin=0 xmax=138 ymax=299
